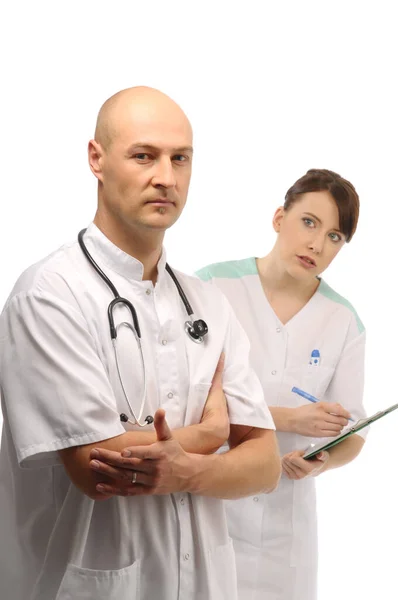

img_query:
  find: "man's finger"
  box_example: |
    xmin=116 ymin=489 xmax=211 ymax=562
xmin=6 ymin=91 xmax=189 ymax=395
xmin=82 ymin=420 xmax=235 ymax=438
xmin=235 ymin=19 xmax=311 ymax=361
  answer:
xmin=121 ymin=445 xmax=163 ymax=460
xmin=90 ymin=459 xmax=156 ymax=480
xmin=154 ymin=408 xmax=173 ymax=442
xmin=96 ymin=483 xmax=157 ymax=496
xmin=91 ymin=447 xmax=156 ymax=467
xmin=90 ymin=460 xmax=131 ymax=480
xmin=90 ymin=448 xmax=130 ymax=469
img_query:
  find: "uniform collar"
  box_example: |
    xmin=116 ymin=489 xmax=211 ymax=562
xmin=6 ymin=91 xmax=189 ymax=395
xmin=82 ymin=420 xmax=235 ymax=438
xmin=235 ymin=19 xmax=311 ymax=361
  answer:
xmin=82 ymin=222 xmax=167 ymax=283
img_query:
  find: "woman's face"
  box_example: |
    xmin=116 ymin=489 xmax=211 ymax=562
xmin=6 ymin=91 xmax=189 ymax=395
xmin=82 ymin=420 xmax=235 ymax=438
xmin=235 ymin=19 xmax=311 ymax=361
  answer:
xmin=273 ymin=190 xmax=347 ymax=280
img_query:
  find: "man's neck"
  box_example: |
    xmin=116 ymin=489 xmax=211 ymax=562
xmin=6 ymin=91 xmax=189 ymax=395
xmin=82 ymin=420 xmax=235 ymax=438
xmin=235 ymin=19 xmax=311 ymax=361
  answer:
xmin=93 ymin=213 xmax=165 ymax=284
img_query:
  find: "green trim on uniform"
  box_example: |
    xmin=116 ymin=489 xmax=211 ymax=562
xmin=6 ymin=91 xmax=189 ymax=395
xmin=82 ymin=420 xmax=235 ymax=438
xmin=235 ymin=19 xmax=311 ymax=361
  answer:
xmin=318 ymin=279 xmax=365 ymax=334
xmin=195 ymin=257 xmax=257 ymax=281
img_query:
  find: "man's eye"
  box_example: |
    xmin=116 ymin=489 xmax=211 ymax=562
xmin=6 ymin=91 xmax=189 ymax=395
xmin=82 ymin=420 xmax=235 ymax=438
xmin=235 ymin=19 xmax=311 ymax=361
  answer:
xmin=173 ymin=155 xmax=188 ymax=162
xmin=134 ymin=153 xmax=150 ymax=160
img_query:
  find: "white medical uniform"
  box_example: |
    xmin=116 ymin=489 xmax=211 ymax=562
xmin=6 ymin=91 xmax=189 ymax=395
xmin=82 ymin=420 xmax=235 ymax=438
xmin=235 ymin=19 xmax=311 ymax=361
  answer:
xmin=0 ymin=227 xmax=274 ymax=600
xmin=196 ymin=257 xmax=367 ymax=600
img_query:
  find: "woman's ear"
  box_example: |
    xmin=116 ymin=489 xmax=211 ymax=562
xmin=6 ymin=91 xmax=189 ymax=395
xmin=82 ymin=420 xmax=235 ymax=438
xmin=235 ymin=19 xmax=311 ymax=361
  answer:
xmin=272 ymin=207 xmax=285 ymax=233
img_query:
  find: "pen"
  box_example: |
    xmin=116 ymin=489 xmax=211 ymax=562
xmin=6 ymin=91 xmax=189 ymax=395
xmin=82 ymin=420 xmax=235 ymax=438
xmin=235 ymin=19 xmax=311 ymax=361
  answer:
xmin=309 ymin=349 xmax=320 ymax=366
xmin=291 ymin=386 xmax=354 ymax=422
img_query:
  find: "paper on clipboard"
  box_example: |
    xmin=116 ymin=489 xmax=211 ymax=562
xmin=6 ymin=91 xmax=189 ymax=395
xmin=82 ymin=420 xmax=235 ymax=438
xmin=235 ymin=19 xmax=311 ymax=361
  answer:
xmin=303 ymin=402 xmax=398 ymax=459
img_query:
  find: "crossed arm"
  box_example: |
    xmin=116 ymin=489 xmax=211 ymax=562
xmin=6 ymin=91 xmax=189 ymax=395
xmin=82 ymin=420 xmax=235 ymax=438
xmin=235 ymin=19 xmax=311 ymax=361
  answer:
xmin=59 ymin=360 xmax=281 ymax=500
xmin=87 ymin=411 xmax=280 ymax=500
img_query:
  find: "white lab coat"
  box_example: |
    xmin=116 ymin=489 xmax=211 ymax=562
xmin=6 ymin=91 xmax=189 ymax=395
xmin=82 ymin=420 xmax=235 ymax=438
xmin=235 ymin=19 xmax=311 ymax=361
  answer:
xmin=196 ymin=258 xmax=367 ymax=600
xmin=0 ymin=228 xmax=274 ymax=600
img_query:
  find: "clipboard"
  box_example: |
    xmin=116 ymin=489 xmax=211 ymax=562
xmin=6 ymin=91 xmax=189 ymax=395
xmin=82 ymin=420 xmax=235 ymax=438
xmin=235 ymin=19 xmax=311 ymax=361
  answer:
xmin=303 ymin=402 xmax=398 ymax=459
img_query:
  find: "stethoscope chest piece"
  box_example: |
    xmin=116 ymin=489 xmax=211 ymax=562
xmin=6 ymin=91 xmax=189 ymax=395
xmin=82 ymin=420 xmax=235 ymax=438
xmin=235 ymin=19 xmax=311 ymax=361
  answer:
xmin=185 ymin=319 xmax=208 ymax=344
xmin=78 ymin=228 xmax=209 ymax=425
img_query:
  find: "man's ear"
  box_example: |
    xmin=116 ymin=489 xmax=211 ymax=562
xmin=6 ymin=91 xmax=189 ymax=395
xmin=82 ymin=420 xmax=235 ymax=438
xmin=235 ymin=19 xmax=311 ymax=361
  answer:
xmin=88 ymin=139 xmax=104 ymax=182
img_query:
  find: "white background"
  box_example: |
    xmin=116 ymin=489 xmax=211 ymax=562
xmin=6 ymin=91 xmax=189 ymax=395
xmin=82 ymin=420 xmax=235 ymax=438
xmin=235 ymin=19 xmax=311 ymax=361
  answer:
xmin=1 ymin=1 xmax=397 ymax=597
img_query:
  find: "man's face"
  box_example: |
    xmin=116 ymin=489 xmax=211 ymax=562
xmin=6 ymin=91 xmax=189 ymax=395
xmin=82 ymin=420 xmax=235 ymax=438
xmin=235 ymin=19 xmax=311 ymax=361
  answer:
xmin=93 ymin=106 xmax=193 ymax=233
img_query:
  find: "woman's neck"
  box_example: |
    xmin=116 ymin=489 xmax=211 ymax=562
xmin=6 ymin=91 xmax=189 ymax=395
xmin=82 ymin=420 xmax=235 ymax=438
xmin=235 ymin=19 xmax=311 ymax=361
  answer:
xmin=256 ymin=251 xmax=320 ymax=303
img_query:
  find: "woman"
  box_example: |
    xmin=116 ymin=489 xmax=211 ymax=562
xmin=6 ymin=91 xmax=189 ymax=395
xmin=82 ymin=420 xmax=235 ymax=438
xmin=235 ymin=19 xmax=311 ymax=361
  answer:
xmin=196 ymin=169 xmax=367 ymax=600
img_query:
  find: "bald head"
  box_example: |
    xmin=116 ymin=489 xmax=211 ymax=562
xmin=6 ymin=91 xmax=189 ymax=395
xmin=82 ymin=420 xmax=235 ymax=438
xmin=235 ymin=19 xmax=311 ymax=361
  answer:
xmin=94 ymin=86 xmax=192 ymax=151
xmin=89 ymin=86 xmax=193 ymax=243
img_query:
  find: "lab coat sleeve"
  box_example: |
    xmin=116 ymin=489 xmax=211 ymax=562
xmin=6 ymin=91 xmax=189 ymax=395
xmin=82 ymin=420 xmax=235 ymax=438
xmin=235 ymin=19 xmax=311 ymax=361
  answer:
xmin=324 ymin=325 xmax=368 ymax=440
xmin=222 ymin=297 xmax=275 ymax=431
xmin=0 ymin=290 xmax=125 ymax=468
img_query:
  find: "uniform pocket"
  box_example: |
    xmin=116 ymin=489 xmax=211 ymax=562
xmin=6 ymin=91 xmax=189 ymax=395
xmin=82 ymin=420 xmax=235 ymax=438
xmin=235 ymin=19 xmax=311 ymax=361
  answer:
xmin=208 ymin=538 xmax=238 ymax=600
xmin=226 ymin=496 xmax=264 ymax=547
xmin=287 ymin=365 xmax=334 ymax=404
xmin=184 ymin=382 xmax=212 ymax=425
xmin=55 ymin=559 xmax=140 ymax=600
xmin=302 ymin=365 xmax=334 ymax=399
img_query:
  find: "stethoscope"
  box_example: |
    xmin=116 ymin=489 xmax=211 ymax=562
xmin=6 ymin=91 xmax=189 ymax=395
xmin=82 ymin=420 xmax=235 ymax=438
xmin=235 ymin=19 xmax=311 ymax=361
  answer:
xmin=78 ymin=229 xmax=208 ymax=427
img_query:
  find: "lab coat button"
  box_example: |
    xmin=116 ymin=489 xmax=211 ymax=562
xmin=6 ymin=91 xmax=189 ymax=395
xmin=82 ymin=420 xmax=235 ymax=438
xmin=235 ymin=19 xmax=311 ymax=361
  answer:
xmin=145 ymin=289 xmax=151 ymax=295
xmin=276 ymin=327 xmax=281 ymax=333
xmin=271 ymin=370 xmax=277 ymax=375
xmin=180 ymin=497 xmax=185 ymax=505
xmin=161 ymin=339 xmax=168 ymax=345
xmin=253 ymin=496 xmax=259 ymax=502
xmin=184 ymin=553 xmax=190 ymax=560
xmin=167 ymin=392 xmax=174 ymax=399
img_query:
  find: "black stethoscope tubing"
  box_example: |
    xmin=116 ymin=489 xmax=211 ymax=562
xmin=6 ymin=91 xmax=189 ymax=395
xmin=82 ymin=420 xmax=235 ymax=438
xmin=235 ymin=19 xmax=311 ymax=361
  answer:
xmin=77 ymin=228 xmax=208 ymax=426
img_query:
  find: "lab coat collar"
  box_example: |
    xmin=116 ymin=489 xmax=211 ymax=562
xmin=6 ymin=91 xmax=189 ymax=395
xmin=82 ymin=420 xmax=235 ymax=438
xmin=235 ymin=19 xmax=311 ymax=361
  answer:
xmin=83 ymin=222 xmax=167 ymax=284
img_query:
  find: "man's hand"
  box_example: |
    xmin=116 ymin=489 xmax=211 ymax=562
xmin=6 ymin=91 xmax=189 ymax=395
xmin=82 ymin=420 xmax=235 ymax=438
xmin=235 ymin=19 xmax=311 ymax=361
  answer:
xmin=292 ymin=402 xmax=350 ymax=437
xmin=89 ymin=354 xmax=229 ymax=494
xmin=282 ymin=449 xmax=329 ymax=480
xmin=91 ymin=409 xmax=195 ymax=497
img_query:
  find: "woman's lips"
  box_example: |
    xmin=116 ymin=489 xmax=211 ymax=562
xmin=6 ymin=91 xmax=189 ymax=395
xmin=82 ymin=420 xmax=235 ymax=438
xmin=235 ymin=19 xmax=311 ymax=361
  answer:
xmin=296 ymin=255 xmax=317 ymax=268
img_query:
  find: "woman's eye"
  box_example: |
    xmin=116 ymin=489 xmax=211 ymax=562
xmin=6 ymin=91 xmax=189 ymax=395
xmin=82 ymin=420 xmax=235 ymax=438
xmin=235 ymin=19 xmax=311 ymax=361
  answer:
xmin=303 ymin=218 xmax=314 ymax=227
xmin=329 ymin=232 xmax=342 ymax=242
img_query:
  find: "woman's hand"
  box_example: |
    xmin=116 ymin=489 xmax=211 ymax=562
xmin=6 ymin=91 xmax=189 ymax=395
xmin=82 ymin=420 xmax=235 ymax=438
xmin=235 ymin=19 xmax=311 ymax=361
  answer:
xmin=292 ymin=402 xmax=350 ymax=437
xmin=282 ymin=449 xmax=329 ymax=479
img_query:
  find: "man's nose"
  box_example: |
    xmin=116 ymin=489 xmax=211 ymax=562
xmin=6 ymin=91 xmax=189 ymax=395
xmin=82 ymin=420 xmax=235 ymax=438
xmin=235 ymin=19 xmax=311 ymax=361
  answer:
xmin=151 ymin=158 xmax=176 ymax=189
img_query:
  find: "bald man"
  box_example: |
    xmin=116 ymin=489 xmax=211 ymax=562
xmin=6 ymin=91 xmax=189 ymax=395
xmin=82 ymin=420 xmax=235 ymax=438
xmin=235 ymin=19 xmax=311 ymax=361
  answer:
xmin=0 ymin=87 xmax=280 ymax=600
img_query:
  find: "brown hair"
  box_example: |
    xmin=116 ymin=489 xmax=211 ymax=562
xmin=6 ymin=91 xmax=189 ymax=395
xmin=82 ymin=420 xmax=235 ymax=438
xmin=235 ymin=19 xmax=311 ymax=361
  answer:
xmin=284 ymin=169 xmax=360 ymax=242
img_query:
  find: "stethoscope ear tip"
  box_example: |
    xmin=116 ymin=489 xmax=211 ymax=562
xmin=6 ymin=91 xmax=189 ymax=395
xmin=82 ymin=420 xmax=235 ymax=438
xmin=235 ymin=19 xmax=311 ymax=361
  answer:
xmin=120 ymin=413 xmax=154 ymax=426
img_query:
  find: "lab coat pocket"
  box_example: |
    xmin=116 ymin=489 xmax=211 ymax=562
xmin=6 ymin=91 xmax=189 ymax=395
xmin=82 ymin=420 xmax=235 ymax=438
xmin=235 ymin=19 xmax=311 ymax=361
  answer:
xmin=208 ymin=538 xmax=238 ymax=600
xmin=226 ymin=496 xmax=263 ymax=547
xmin=184 ymin=382 xmax=212 ymax=426
xmin=55 ymin=559 xmax=140 ymax=600
xmin=287 ymin=365 xmax=334 ymax=404
xmin=302 ymin=365 xmax=334 ymax=399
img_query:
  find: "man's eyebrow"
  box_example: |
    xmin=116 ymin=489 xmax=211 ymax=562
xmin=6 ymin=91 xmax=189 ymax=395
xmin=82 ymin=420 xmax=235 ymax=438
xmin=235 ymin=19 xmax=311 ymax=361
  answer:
xmin=126 ymin=143 xmax=193 ymax=154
